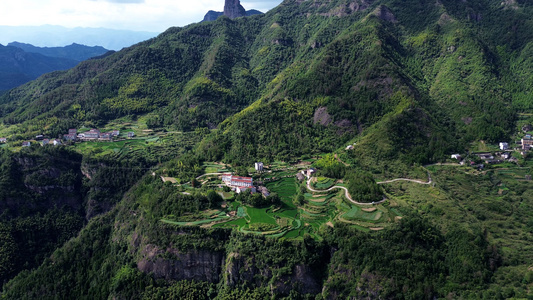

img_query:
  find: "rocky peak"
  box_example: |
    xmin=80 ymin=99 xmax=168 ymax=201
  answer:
xmin=224 ymin=0 xmax=246 ymax=19
xmin=372 ymin=5 xmax=397 ymax=23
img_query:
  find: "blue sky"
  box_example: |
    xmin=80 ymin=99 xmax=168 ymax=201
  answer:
xmin=0 ymin=0 xmax=284 ymax=33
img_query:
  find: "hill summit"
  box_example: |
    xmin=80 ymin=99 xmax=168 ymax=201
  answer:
xmin=224 ymin=0 xmax=246 ymax=18
xmin=203 ymin=0 xmax=262 ymax=21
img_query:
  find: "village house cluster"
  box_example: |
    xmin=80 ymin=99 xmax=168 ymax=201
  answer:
xmin=63 ymin=128 xmax=134 ymax=142
xmin=17 ymin=128 xmax=137 ymax=148
xmin=22 ymin=135 xmax=62 ymax=147
xmin=451 ymin=141 xmax=517 ymax=169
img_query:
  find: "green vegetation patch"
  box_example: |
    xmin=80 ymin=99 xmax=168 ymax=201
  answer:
xmin=342 ymin=206 xmax=383 ymax=222
xmin=313 ymin=177 xmax=335 ymax=190
xmin=266 ymin=177 xmax=298 ymax=204
xmin=245 ymin=207 xmax=277 ymax=225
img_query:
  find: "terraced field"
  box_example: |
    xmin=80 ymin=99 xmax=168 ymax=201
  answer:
xmin=168 ymin=172 xmax=397 ymax=239
xmin=313 ymin=177 xmax=335 ymax=190
xmin=202 ymin=162 xmax=232 ymax=174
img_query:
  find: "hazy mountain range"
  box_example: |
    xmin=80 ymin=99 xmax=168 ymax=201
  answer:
xmin=0 ymin=43 xmax=110 ymax=92
xmin=7 ymin=42 xmax=110 ymax=62
xmin=0 ymin=25 xmax=159 ymax=51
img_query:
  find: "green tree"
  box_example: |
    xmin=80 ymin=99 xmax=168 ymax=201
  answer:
xmin=345 ymin=171 xmax=383 ymax=203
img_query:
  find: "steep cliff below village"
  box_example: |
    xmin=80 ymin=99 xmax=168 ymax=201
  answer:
xmin=0 ymin=148 xmax=84 ymax=218
xmin=137 ymin=245 xmax=225 ymax=283
xmin=106 ymin=183 xmax=328 ymax=297
xmin=121 ymin=226 xmax=327 ymax=296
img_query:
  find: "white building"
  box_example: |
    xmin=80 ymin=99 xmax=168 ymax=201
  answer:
xmin=255 ymin=162 xmax=264 ymax=172
xmin=222 ymin=174 xmax=253 ymax=187
xmin=302 ymin=168 xmax=317 ymax=179
xmin=499 ymin=142 xmax=509 ymax=151
xmin=451 ymin=154 xmax=462 ymax=160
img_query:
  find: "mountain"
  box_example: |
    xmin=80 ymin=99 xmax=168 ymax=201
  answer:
xmin=203 ymin=0 xmax=263 ymax=22
xmin=0 ymin=43 xmax=111 ymax=92
xmin=0 ymin=44 xmax=79 ymax=91
xmin=224 ymin=0 xmax=247 ymax=18
xmin=203 ymin=9 xmax=263 ymax=22
xmin=0 ymin=25 xmax=159 ymax=51
xmin=2 ymin=0 xmax=527 ymax=164
xmin=0 ymin=0 xmax=533 ymax=298
xmin=7 ymin=42 xmax=110 ymax=62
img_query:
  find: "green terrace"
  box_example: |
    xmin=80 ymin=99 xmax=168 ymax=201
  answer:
xmin=159 ymin=167 xmax=394 ymax=240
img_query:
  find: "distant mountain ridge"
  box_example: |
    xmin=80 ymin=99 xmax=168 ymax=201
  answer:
xmin=0 ymin=25 xmax=158 ymax=51
xmin=0 ymin=43 xmax=111 ymax=92
xmin=0 ymin=44 xmax=78 ymax=91
xmin=7 ymin=42 xmax=110 ymax=62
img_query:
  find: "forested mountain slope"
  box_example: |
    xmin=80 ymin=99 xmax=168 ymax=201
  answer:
xmin=0 ymin=0 xmax=530 ymax=164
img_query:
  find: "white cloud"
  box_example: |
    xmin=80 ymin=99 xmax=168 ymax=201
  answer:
xmin=92 ymin=0 xmax=145 ymax=3
xmin=0 ymin=0 xmax=283 ymax=33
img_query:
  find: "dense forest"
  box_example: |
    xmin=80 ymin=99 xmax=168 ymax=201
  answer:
xmin=0 ymin=0 xmax=532 ymax=298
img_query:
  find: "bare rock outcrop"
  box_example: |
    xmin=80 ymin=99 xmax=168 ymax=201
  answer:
xmin=314 ymin=107 xmax=333 ymax=126
xmin=224 ymin=0 xmax=246 ymax=19
xmin=137 ymin=244 xmax=225 ymax=283
xmin=225 ymin=253 xmax=322 ymax=295
xmin=372 ymin=5 xmax=397 ymax=23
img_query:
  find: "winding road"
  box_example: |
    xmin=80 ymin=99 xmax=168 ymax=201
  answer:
xmin=306 ymin=171 xmax=432 ymax=206
xmin=376 ymin=172 xmax=432 ymax=185
xmin=169 ymin=170 xmax=433 ymax=207
xmin=306 ymin=178 xmax=386 ymax=206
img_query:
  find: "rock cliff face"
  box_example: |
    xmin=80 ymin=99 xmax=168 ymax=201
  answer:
xmin=224 ymin=252 xmax=322 ymax=295
xmin=134 ymin=243 xmax=323 ymax=296
xmin=223 ymin=0 xmax=246 ymax=19
xmin=137 ymin=244 xmax=225 ymax=283
xmin=0 ymin=153 xmax=85 ymax=218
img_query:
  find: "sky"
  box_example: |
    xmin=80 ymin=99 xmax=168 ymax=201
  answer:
xmin=0 ymin=0 xmax=284 ymax=33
